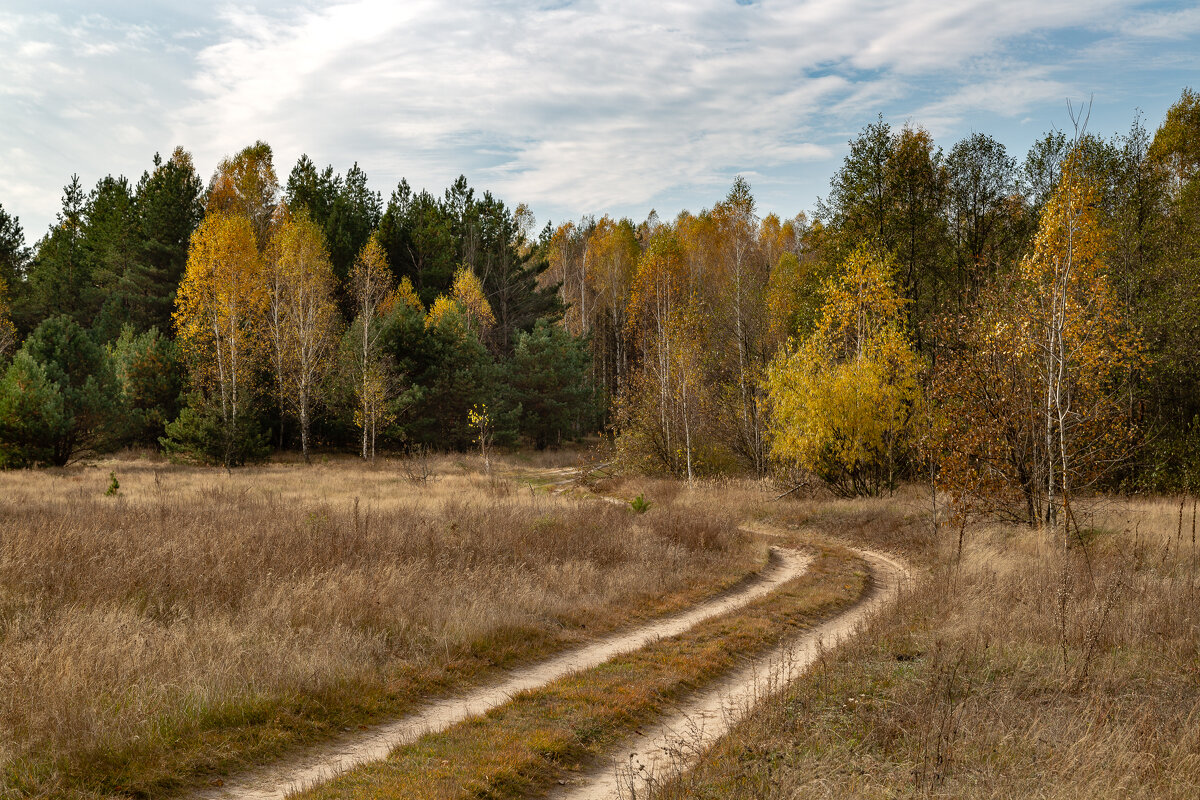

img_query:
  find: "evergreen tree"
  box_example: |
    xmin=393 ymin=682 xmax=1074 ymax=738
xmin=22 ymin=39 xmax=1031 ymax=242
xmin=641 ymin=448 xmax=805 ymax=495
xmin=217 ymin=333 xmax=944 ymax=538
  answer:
xmin=464 ymin=192 xmax=563 ymax=353
xmin=284 ymin=154 xmax=340 ymax=227
xmin=507 ymin=320 xmax=597 ymax=448
xmin=0 ymin=351 xmax=69 ymax=468
xmin=376 ymin=180 xmax=457 ymax=305
xmin=111 ymin=325 xmax=184 ymax=448
xmin=325 ymin=162 xmax=382 ymax=285
xmin=134 ymin=148 xmax=205 ymax=333
xmin=19 ymin=315 xmax=125 ymax=464
xmin=82 ymin=175 xmax=144 ymax=340
xmin=382 ymin=302 xmax=506 ymax=449
xmin=0 ymin=201 xmax=28 ymax=301
xmin=25 ymin=176 xmax=94 ymax=330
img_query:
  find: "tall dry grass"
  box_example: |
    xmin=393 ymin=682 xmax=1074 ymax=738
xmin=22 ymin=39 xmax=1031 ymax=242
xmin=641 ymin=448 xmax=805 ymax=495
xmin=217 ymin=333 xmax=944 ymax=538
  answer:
xmin=0 ymin=456 xmax=760 ymax=797
xmin=592 ymin=472 xmax=939 ymax=557
xmin=649 ymin=493 xmax=1200 ymax=799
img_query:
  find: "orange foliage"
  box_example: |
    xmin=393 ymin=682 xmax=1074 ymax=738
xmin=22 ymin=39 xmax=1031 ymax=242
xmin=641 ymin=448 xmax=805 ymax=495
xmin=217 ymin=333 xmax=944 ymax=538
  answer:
xmin=933 ymin=151 xmax=1143 ymax=524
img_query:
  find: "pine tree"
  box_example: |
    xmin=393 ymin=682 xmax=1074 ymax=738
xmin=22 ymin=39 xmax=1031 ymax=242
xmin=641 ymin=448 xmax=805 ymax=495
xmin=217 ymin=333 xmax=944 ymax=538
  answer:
xmin=135 ymin=148 xmax=205 ymax=333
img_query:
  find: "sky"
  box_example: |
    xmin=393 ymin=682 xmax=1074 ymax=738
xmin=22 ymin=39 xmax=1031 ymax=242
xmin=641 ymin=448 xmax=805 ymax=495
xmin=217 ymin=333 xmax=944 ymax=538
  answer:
xmin=1 ymin=0 xmax=1198 ymax=242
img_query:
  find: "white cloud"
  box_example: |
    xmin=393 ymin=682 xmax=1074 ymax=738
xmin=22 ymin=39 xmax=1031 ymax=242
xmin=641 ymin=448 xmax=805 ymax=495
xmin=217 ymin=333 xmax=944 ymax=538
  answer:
xmin=0 ymin=0 xmax=1196 ymax=237
xmin=915 ymin=67 xmax=1071 ymax=127
xmin=178 ymin=0 xmax=1108 ymax=212
xmin=1113 ymin=6 xmax=1200 ymax=39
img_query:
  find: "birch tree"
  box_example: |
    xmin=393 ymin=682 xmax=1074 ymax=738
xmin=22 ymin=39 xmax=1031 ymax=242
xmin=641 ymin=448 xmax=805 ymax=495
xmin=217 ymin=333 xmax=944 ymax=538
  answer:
xmin=618 ymin=230 xmax=706 ymax=480
xmin=449 ymin=265 xmax=496 ymax=338
xmin=347 ymin=234 xmax=394 ymax=459
xmin=588 ymin=217 xmax=639 ymax=394
xmin=206 ymin=141 xmax=279 ymax=250
xmin=267 ymin=210 xmax=340 ymax=460
xmin=1021 ymin=148 xmax=1142 ymax=536
xmin=174 ymin=213 xmax=267 ymax=465
xmin=766 ymin=245 xmax=920 ymax=496
xmin=933 ymin=149 xmax=1142 ymax=527
xmin=712 ymin=178 xmax=771 ymax=475
xmin=0 ymin=277 xmax=15 ymax=359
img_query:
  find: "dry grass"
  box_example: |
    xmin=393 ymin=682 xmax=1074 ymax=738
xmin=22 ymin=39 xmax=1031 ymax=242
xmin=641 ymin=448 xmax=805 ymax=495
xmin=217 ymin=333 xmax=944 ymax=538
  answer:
xmin=590 ymin=473 xmax=938 ymax=557
xmin=295 ymin=540 xmax=869 ymax=800
xmin=648 ymin=492 xmax=1200 ymax=799
xmin=0 ymin=455 xmax=762 ymax=798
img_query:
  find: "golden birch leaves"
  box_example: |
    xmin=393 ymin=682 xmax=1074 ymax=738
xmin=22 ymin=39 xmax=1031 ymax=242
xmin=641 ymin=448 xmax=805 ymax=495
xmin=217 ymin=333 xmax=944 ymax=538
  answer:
xmin=0 ymin=277 xmax=16 ymax=359
xmin=765 ymin=245 xmax=921 ymax=496
xmin=174 ymin=212 xmax=266 ymax=418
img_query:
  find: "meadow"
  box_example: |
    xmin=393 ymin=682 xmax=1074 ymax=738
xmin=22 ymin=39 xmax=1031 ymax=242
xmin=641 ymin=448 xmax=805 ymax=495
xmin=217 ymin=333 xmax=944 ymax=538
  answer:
xmin=646 ymin=493 xmax=1200 ymax=799
xmin=0 ymin=453 xmax=763 ymax=798
xmin=5 ymin=450 xmax=1194 ymax=800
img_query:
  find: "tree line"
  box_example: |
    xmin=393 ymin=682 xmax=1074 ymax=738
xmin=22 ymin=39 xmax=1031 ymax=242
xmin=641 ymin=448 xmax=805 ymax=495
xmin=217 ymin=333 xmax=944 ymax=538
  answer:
xmin=0 ymin=144 xmax=596 ymax=466
xmin=541 ymin=89 xmax=1198 ymax=512
xmin=0 ymin=89 xmax=1197 ymax=521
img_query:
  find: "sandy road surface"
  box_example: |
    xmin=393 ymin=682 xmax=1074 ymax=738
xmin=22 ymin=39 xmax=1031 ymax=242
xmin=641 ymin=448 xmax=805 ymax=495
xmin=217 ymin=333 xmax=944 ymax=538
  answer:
xmin=549 ymin=544 xmax=909 ymax=799
xmin=192 ymin=548 xmax=812 ymax=799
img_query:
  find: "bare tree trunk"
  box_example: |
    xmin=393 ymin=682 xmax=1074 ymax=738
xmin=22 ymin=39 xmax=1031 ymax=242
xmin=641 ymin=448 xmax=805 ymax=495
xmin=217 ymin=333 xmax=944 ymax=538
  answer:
xmin=299 ymin=395 xmax=310 ymax=462
xmin=683 ymin=381 xmax=694 ymax=484
xmin=361 ymin=311 xmax=370 ymax=460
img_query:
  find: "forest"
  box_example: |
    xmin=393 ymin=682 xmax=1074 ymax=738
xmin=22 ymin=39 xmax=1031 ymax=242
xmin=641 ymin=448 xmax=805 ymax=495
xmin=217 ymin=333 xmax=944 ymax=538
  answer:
xmin=0 ymin=88 xmax=1198 ymax=514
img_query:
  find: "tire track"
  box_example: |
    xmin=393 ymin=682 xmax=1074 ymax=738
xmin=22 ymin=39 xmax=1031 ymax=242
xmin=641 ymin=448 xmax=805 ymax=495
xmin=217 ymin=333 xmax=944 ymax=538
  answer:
xmin=192 ymin=543 xmax=812 ymax=799
xmin=549 ymin=541 xmax=909 ymax=800
xmin=193 ymin=471 xmax=906 ymax=800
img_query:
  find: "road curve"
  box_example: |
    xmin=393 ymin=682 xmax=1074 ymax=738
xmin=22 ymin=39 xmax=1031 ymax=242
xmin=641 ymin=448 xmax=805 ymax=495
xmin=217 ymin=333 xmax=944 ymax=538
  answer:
xmin=192 ymin=546 xmax=813 ymax=800
xmin=549 ymin=543 xmax=910 ymax=800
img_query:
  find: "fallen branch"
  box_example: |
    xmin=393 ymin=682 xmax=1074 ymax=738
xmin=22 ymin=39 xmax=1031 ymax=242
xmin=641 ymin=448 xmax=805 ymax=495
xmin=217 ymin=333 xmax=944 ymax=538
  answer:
xmin=771 ymin=482 xmax=808 ymax=502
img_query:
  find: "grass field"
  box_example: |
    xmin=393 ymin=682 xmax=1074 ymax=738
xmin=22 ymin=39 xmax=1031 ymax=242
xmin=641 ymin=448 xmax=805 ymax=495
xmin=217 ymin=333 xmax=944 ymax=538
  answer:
xmin=647 ymin=493 xmax=1200 ymax=799
xmin=8 ymin=451 xmax=1189 ymax=800
xmin=0 ymin=454 xmax=764 ymax=798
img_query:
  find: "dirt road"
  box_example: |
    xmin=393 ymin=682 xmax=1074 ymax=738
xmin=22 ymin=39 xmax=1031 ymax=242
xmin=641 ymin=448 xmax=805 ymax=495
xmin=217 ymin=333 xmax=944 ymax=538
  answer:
xmin=192 ymin=472 xmax=907 ymax=800
xmin=193 ymin=548 xmax=813 ymax=799
xmin=549 ymin=544 xmax=910 ymax=799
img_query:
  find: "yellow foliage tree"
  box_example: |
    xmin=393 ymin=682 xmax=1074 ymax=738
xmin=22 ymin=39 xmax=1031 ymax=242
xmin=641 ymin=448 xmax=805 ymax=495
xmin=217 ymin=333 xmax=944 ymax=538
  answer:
xmin=618 ymin=230 xmax=709 ymax=480
xmin=765 ymin=245 xmax=921 ymax=496
xmin=353 ymin=361 xmax=395 ymax=461
xmin=266 ymin=209 xmax=340 ymax=460
xmin=1021 ymin=150 xmax=1143 ymax=531
xmin=765 ymin=253 xmax=808 ymax=342
xmin=206 ymin=141 xmax=279 ymax=249
xmin=586 ymin=217 xmax=639 ymax=384
xmin=381 ymin=275 xmax=424 ymax=317
xmin=546 ymin=221 xmax=589 ymax=336
xmin=424 ymin=267 xmax=496 ymax=341
xmin=815 ymin=243 xmax=907 ymax=359
xmin=933 ymin=150 xmax=1142 ymax=528
xmin=347 ymin=234 xmax=394 ymax=460
xmin=174 ymin=213 xmax=267 ymax=454
xmin=450 ymin=265 xmax=495 ymax=336
xmin=709 ymin=177 xmax=771 ymax=475
xmin=757 ymin=213 xmax=790 ymax=269
xmin=424 ymin=295 xmax=460 ymax=331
